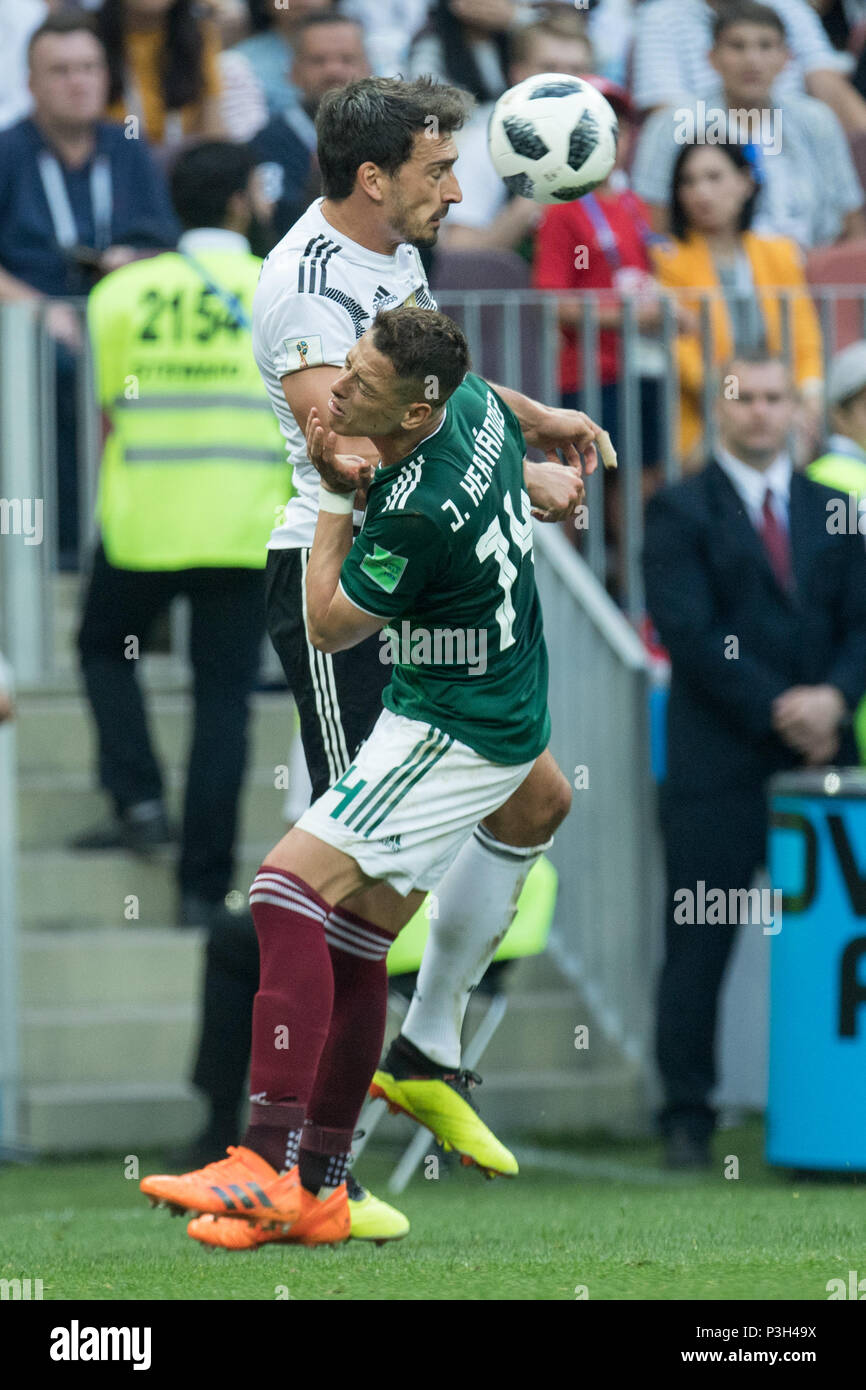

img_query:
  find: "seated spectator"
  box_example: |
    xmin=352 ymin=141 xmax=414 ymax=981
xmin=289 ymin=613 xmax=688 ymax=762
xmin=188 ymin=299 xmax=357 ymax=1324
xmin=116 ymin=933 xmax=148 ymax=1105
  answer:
xmin=533 ymin=76 xmax=677 ymax=476
xmin=234 ymin=0 xmax=335 ymax=122
xmin=97 ymin=0 xmax=224 ymax=148
xmin=650 ymin=141 xmax=824 ymax=468
xmin=339 ymin=0 xmax=432 ymax=78
xmin=815 ymin=0 xmax=866 ymax=101
xmin=440 ymin=10 xmax=595 ymax=252
xmin=632 ymin=1 xmax=866 ymax=250
xmin=250 ymin=13 xmax=370 ymax=245
xmin=632 ymin=0 xmax=866 ymax=134
xmin=0 ymin=0 xmax=48 ymax=132
xmin=0 ymin=10 xmax=178 ymax=564
xmin=408 ymin=0 xmax=517 ymax=100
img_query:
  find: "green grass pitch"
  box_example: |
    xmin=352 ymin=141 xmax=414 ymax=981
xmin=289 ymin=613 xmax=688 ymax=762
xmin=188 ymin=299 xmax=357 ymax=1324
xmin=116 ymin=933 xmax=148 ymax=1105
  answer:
xmin=1 ymin=1120 xmax=863 ymax=1301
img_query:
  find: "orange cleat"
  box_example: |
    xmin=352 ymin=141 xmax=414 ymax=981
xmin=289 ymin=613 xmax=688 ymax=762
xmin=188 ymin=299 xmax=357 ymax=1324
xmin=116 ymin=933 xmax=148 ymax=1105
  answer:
xmin=140 ymin=1146 xmax=303 ymax=1223
xmin=187 ymin=1183 xmax=351 ymax=1248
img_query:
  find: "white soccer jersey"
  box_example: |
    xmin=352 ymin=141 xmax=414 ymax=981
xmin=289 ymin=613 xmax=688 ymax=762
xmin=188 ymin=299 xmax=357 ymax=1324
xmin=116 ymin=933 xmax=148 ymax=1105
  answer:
xmin=252 ymin=199 xmax=436 ymax=549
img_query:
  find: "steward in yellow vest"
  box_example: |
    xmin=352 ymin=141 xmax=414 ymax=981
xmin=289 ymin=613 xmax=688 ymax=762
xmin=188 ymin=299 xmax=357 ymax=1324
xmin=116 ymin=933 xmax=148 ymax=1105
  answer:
xmin=806 ymin=340 xmax=866 ymax=763
xmin=74 ymin=143 xmax=289 ymax=929
xmin=88 ymin=224 xmax=289 ymax=571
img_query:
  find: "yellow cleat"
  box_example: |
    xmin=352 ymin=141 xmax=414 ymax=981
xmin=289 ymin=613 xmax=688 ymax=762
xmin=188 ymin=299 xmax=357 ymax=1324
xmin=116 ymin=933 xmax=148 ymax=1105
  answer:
xmin=369 ymin=1064 xmax=519 ymax=1179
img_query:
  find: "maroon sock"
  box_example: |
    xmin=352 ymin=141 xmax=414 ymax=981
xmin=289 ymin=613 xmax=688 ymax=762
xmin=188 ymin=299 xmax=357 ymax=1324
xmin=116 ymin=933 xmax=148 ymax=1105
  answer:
xmin=300 ymin=905 xmax=392 ymax=1191
xmin=241 ymin=865 xmax=335 ymax=1172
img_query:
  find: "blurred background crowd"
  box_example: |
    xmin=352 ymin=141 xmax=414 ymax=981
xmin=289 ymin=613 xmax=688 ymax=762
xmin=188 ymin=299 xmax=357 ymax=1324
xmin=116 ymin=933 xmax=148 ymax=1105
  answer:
xmin=3 ymin=0 xmax=866 ymax=569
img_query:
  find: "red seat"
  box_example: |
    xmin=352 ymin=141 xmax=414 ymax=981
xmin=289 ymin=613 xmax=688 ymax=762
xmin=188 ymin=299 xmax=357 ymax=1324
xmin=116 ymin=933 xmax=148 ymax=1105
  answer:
xmin=805 ymin=237 xmax=866 ymax=354
xmin=430 ymin=250 xmax=557 ymax=404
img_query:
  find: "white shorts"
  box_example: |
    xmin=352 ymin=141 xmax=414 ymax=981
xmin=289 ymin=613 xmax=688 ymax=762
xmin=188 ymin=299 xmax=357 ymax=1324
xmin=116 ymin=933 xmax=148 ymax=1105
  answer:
xmin=295 ymin=708 xmax=536 ymax=895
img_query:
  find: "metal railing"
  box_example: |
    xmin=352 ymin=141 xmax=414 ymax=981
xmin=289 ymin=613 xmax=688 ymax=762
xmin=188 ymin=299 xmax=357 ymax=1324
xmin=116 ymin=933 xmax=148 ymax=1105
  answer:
xmin=0 ymin=715 xmax=20 ymax=1154
xmin=3 ymin=286 xmax=866 ymax=681
xmin=533 ymin=522 xmax=664 ymax=1076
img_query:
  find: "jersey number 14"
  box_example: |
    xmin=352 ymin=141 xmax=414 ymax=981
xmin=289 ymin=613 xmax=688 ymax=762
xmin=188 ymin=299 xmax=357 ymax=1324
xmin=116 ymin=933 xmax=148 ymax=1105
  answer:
xmin=474 ymin=493 xmax=533 ymax=652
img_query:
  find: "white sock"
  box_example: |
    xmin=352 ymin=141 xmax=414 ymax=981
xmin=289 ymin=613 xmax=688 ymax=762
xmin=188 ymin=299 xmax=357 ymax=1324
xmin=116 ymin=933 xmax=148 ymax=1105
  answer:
xmin=401 ymin=826 xmax=551 ymax=1068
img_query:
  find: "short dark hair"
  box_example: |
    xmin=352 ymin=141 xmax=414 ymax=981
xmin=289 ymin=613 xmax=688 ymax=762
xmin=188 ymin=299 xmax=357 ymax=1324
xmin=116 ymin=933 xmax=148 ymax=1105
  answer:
xmin=316 ymin=77 xmax=471 ymax=202
xmin=292 ymin=12 xmax=363 ymax=50
xmin=712 ymin=2 xmax=787 ymax=45
xmin=715 ymin=350 xmax=795 ymax=392
xmin=371 ymin=307 xmax=470 ymax=406
xmin=28 ymin=9 xmax=100 ymax=64
xmin=170 ymin=142 xmax=255 ymax=231
xmin=670 ymin=140 xmax=759 ymax=241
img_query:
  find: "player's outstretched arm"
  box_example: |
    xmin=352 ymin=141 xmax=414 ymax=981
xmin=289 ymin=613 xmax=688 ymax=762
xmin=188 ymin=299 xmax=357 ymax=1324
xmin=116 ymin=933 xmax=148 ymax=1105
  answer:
xmin=304 ymin=407 xmax=385 ymax=654
xmin=488 ymin=380 xmax=601 ymax=473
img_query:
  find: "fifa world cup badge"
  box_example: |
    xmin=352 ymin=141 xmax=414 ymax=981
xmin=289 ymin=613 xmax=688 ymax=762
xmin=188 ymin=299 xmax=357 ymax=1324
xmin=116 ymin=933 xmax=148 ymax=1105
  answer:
xmin=297 ymin=340 xmax=310 ymax=368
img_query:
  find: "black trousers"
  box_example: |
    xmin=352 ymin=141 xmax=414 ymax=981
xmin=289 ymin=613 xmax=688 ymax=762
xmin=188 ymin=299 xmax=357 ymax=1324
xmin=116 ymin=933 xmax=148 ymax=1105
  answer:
xmin=264 ymin=546 xmax=389 ymax=799
xmin=656 ymin=788 xmax=769 ymax=1139
xmin=77 ymin=542 xmax=266 ymax=901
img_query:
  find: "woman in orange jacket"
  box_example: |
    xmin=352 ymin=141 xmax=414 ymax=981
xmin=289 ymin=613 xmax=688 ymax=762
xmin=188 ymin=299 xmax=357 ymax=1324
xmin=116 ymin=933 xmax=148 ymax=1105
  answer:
xmin=651 ymin=141 xmax=824 ymax=469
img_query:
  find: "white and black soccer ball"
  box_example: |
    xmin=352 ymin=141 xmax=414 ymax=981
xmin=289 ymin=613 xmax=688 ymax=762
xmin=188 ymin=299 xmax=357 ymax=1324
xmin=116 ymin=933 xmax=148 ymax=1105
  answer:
xmin=488 ymin=73 xmax=618 ymax=205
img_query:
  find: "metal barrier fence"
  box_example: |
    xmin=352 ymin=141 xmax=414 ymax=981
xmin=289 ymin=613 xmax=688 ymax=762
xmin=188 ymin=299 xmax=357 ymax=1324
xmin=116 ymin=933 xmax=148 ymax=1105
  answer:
xmin=0 ymin=716 xmax=19 ymax=1154
xmin=1 ymin=283 xmax=864 ymax=1125
xmin=4 ymin=285 xmax=866 ymax=679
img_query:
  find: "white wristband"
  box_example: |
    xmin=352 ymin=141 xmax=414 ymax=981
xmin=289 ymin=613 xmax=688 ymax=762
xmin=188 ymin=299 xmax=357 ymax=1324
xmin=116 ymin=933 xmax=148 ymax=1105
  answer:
xmin=318 ymin=484 xmax=355 ymax=515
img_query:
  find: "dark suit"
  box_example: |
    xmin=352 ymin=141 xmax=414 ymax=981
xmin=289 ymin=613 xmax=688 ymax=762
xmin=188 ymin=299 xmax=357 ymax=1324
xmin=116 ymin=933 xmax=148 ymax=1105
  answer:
xmin=643 ymin=459 xmax=866 ymax=1139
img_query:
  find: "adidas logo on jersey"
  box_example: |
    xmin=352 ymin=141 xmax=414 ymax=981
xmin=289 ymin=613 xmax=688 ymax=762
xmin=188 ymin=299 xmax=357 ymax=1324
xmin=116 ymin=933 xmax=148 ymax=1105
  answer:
xmin=372 ymin=285 xmax=400 ymax=315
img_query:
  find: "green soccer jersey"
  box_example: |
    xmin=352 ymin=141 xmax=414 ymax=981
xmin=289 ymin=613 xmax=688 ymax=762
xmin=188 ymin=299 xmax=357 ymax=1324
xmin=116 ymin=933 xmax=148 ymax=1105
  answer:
xmin=339 ymin=371 xmax=551 ymax=764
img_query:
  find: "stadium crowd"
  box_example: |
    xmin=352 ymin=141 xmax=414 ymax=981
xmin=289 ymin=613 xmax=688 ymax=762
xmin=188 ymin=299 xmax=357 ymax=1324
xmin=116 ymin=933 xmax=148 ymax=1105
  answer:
xmin=3 ymin=0 xmax=866 ymax=1174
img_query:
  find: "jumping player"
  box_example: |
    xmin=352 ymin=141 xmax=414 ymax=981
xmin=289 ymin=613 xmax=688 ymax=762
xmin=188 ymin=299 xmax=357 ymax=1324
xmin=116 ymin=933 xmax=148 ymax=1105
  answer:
xmin=148 ymin=307 xmax=574 ymax=1249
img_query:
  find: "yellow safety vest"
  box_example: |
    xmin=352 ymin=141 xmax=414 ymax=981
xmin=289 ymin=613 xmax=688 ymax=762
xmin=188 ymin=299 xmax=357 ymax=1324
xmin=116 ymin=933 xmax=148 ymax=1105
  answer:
xmin=88 ymin=249 xmax=290 ymax=570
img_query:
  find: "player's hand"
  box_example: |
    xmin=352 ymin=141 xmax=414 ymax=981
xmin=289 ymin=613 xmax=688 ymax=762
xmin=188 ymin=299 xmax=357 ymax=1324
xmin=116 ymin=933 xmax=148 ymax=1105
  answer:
xmin=524 ymin=406 xmax=600 ymax=477
xmin=524 ymin=458 xmax=586 ymax=522
xmin=306 ymin=407 xmax=376 ymax=496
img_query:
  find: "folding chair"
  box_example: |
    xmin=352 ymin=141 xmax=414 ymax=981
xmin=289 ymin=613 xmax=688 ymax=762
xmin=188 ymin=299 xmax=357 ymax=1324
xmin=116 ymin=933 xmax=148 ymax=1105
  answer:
xmin=353 ymin=856 xmax=558 ymax=1193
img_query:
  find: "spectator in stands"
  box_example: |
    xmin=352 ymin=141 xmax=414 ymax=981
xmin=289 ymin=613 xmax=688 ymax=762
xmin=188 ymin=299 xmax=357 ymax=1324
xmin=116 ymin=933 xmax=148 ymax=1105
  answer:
xmin=644 ymin=351 xmax=866 ymax=1167
xmin=339 ymin=0 xmax=432 ymax=78
xmin=233 ymin=0 xmax=335 ymax=122
xmin=73 ymin=142 xmax=290 ymax=929
xmin=440 ymin=11 xmax=594 ymax=252
xmin=96 ymin=0 xmax=225 ymax=148
xmin=250 ymin=12 xmax=370 ymax=244
xmin=408 ymin=0 xmax=518 ymax=100
xmin=651 ymin=141 xmax=824 ymax=468
xmin=533 ymin=76 xmax=679 ymax=475
xmin=812 ymin=0 xmax=866 ymax=99
xmin=808 ymin=340 xmax=866 ymax=762
xmin=0 ymin=10 xmax=178 ymax=566
xmin=632 ymin=0 xmax=866 ymax=134
xmin=632 ymin=2 xmax=866 ymax=250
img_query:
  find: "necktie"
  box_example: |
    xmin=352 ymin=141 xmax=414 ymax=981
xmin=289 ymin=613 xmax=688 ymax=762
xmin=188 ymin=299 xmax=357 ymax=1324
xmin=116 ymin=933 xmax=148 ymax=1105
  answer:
xmin=759 ymin=488 xmax=793 ymax=591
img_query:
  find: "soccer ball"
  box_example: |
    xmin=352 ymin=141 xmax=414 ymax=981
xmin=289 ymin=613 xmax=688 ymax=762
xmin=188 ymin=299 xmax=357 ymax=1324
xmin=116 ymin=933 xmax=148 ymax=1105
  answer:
xmin=487 ymin=73 xmax=618 ymax=205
